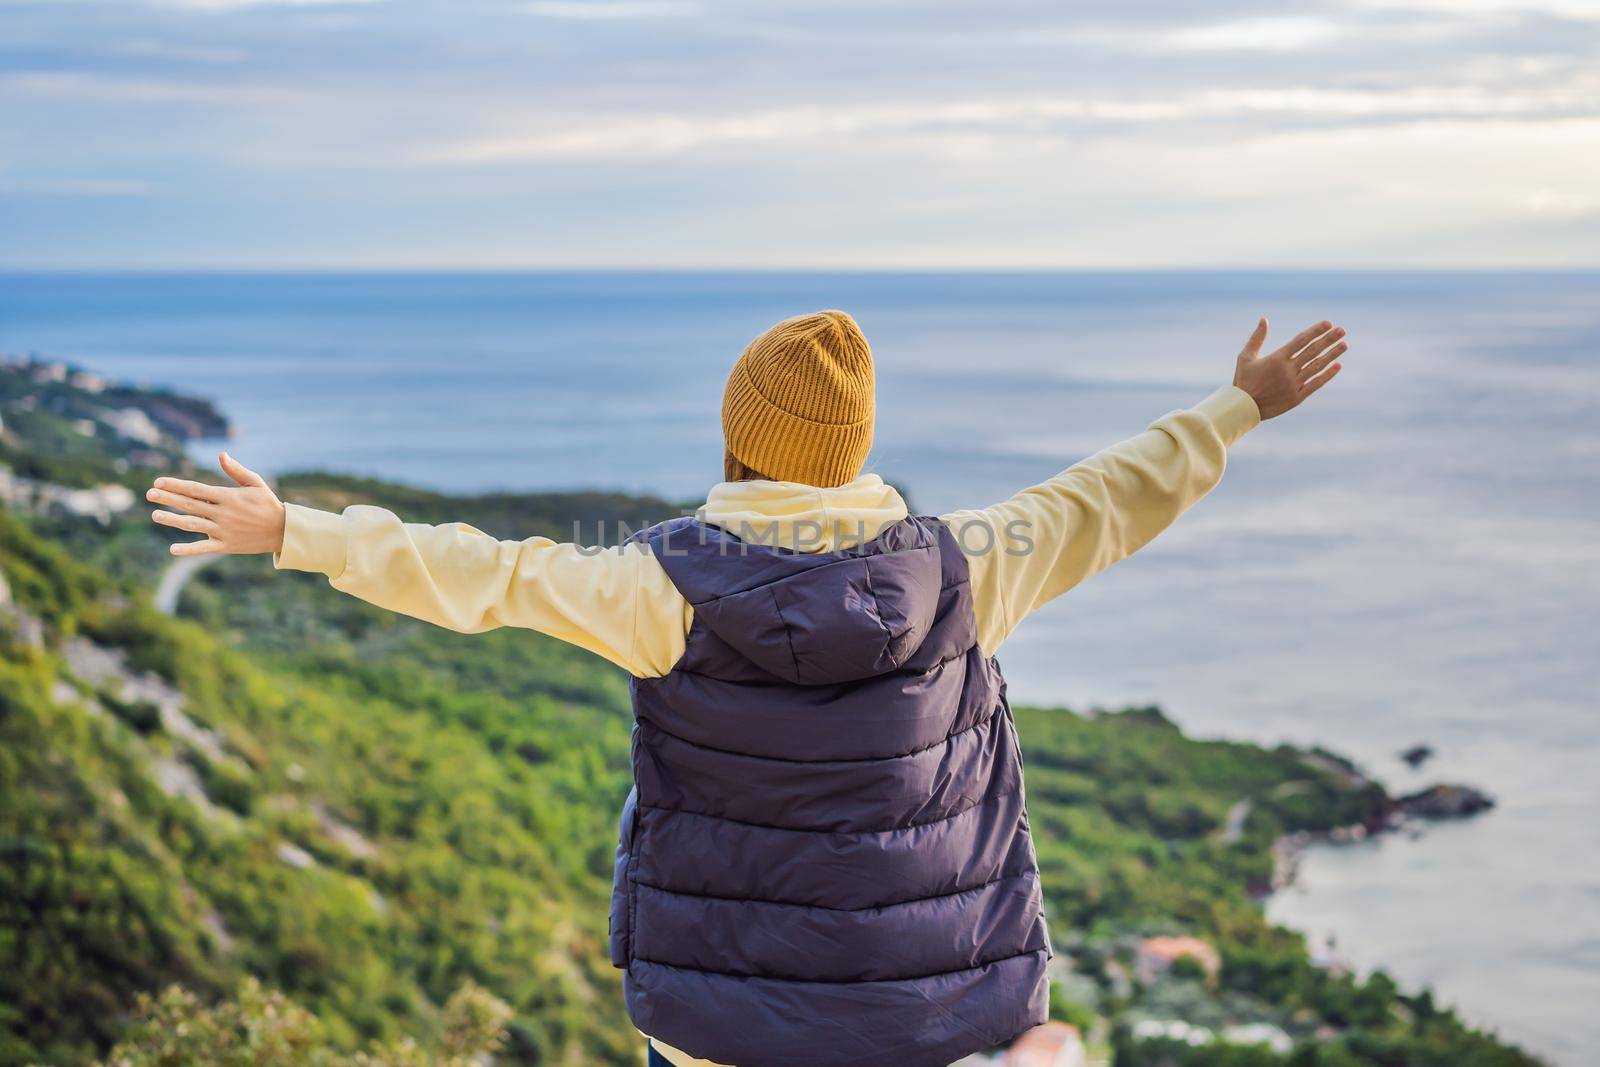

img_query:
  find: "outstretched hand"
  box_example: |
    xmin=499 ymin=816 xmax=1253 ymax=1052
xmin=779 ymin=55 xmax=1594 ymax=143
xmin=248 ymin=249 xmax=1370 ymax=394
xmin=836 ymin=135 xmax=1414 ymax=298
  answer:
xmin=147 ymin=453 xmax=286 ymax=556
xmin=1233 ymin=318 xmax=1347 ymax=420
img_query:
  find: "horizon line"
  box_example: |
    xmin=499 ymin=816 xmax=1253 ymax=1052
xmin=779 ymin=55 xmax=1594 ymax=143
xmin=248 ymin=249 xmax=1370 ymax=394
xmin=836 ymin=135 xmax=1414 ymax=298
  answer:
xmin=4 ymin=264 xmax=1600 ymax=276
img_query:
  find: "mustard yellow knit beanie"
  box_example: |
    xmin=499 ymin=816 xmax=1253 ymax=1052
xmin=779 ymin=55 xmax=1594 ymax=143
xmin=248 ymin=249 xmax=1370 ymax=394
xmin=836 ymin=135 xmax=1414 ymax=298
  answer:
xmin=722 ymin=310 xmax=875 ymax=487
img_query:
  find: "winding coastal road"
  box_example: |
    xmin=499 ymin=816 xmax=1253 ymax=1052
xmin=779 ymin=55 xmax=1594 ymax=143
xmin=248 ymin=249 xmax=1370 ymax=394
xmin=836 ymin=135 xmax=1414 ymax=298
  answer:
xmin=1220 ymin=798 xmax=1253 ymax=845
xmin=153 ymin=554 xmax=218 ymax=615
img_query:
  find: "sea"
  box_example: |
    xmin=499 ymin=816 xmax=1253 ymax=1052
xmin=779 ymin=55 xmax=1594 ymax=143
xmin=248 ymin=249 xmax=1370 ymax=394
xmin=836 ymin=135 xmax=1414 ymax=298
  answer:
xmin=2 ymin=270 xmax=1595 ymax=1065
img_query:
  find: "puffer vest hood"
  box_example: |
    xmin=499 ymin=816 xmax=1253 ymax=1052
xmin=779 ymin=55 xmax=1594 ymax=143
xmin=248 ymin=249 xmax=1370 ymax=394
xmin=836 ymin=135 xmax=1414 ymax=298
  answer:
xmin=609 ymin=515 xmax=1050 ymax=1067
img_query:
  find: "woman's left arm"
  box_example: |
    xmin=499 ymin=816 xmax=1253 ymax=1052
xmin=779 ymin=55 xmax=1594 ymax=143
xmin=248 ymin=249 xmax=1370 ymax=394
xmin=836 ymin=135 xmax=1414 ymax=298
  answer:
xmin=941 ymin=317 xmax=1346 ymax=656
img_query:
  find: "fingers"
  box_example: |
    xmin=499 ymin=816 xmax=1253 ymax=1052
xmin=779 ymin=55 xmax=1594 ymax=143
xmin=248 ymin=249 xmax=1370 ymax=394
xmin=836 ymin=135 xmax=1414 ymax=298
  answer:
xmin=1274 ymin=320 xmax=1333 ymax=361
xmin=1301 ymin=361 xmax=1343 ymax=398
xmin=151 ymin=509 xmax=218 ymax=535
xmin=1299 ymin=340 xmax=1348 ymax=379
xmin=1291 ymin=324 xmax=1345 ymax=365
xmin=146 ymin=486 xmax=217 ymax=515
xmin=219 ymin=452 xmax=267 ymax=489
xmin=151 ymin=501 xmax=225 ymax=554
xmin=1237 ymin=317 xmax=1269 ymax=362
xmin=152 ymin=476 xmax=227 ymax=503
xmin=169 ymin=538 xmax=226 ymax=557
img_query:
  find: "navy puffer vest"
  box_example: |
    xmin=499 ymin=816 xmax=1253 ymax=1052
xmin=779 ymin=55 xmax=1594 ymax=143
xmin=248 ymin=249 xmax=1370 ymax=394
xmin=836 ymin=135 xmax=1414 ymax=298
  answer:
xmin=609 ymin=515 xmax=1051 ymax=1067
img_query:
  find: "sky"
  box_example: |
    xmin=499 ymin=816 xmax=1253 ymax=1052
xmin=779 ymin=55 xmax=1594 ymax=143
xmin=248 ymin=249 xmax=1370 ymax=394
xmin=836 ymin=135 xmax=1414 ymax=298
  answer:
xmin=1 ymin=0 xmax=1598 ymax=270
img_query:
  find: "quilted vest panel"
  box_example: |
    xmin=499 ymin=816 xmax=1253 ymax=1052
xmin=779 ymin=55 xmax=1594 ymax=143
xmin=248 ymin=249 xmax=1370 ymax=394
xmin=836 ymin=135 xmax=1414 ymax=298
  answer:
xmin=609 ymin=515 xmax=1050 ymax=1067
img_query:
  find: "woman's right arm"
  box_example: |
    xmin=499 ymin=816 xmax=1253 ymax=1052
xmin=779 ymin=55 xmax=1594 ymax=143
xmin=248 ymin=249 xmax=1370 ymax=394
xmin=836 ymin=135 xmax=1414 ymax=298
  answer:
xmin=146 ymin=454 xmax=688 ymax=675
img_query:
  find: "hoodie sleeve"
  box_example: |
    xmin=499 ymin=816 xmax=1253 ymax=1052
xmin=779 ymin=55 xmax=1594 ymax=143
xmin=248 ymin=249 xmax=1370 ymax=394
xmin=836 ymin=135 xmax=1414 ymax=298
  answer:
xmin=940 ymin=385 xmax=1260 ymax=656
xmin=273 ymin=503 xmax=691 ymax=677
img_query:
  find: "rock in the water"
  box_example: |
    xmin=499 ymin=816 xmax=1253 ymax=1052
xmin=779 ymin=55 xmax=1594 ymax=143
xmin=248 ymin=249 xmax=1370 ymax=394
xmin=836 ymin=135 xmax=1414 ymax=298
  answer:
xmin=1400 ymin=743 xmax=1435 ymax=768
xmin=1398 ymin=783 xmax=1495 ymax=819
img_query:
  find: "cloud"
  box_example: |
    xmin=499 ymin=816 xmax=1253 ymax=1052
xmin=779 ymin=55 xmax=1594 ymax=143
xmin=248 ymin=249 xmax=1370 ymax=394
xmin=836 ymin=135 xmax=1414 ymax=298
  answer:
xmin=1520 ymin=189 xmax=1598 ymax=216
xmin=0 ymin=70 xmax=300 ymax=104
xmin=1125 ymin=16 xmax=1345 ymax=53
xmin=1 ymin=0 xmax=1598 ymax=266
xmin=525 ymin=1 xmax=702 ymax=18
xmin=106 ymin=37 xmax=248 ymax=64
xmin=1353 ymin=0 xmax=1600 ymax=19
xmin=149 ymin=0 xmax=383 ymax=8
xmin=0 ymin=175 xmax=152 ymax=196
xmin=414 ymin=82 xmax=1600 ymax=164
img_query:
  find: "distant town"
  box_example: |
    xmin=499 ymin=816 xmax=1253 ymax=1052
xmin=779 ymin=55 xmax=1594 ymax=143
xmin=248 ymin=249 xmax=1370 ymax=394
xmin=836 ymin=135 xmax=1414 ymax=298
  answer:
xmin=0 ymin=353 xmax=230 ymax=523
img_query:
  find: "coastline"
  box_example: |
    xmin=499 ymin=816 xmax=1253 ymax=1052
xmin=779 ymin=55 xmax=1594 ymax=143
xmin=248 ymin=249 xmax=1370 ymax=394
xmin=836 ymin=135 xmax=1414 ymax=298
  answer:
xmin=3 ymin=265 xmax=1587 ymax=1062
xmin=1258 ymin=767 xmax=1578 ymax=1063
xmin=1268 ymin=778 xmax=1496 ymax=895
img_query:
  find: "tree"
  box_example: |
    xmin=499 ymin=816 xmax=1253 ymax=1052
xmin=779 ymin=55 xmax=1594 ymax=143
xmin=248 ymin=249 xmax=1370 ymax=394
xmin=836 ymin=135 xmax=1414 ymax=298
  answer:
xmin=96 ymin=980 xmax=510 ymax=1067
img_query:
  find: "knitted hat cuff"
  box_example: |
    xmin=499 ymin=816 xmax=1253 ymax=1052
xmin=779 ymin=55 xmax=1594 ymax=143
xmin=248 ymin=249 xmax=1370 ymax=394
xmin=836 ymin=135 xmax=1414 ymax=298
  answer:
xmin=722 ymin=358 xmax=874 ymax=487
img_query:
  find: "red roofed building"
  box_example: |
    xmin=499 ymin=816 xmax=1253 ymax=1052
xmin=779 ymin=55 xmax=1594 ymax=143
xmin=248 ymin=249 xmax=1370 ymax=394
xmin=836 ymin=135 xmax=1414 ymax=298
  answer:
xmin=1003 ymin=1021 xmax=1087 ymax=1067
xmin=1135 ymin=935 xmax=1221 ymax=985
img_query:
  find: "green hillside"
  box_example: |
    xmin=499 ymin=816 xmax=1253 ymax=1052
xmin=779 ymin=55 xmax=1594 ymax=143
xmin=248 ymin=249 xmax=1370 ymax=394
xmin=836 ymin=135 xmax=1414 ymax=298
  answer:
xmin=1 ymin=506 xmax=639 ymax=1065
xmin=0 ymin=359 xmax=1538 ymax=1066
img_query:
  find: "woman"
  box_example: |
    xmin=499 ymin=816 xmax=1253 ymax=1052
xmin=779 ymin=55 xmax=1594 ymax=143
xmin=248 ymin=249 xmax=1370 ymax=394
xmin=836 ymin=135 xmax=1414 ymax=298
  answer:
xmin=147 ymin=310 xmax=1345 ymax=1067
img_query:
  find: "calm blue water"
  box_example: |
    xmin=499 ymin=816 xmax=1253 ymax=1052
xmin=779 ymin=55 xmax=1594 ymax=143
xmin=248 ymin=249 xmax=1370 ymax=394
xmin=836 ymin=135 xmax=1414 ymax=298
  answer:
xmin=3 ymin=271 xmax=1597 ymax=1064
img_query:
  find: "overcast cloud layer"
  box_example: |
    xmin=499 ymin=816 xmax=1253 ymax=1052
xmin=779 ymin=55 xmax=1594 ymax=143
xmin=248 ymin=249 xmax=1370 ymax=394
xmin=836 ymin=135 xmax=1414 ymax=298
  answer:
xmin=2 ymin=0 xmax=1598 ymax=268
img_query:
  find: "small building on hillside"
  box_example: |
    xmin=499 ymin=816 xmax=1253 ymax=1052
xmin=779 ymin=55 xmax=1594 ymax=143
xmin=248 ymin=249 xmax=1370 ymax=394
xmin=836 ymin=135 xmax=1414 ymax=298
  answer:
xmin=99 ymin=405 xmax=163 ymax=445
xmin=1220 ymin=1022 xmax=1294 ymax=1054
xmin=1005 ymin=1022 xmax=1086 ymax=1067
xmin=60 ymin=483 xmax=137 ymax=524
xmin=1130 ymin=1018 xmax=1212 ymax=1046
xmin=1135 ymin=935 xmax=1221 ymax=985
xmin=949 ymin=1021 xmax=1087 ymax=1067
xmin=70 ymin=369 xmax=107 ymax=393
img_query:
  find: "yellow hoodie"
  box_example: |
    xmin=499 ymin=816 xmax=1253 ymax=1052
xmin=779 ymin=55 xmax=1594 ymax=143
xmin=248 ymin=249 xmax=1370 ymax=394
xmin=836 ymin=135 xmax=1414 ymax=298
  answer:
xmin=273 ymin=385 xmax=1259 ymax=1066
